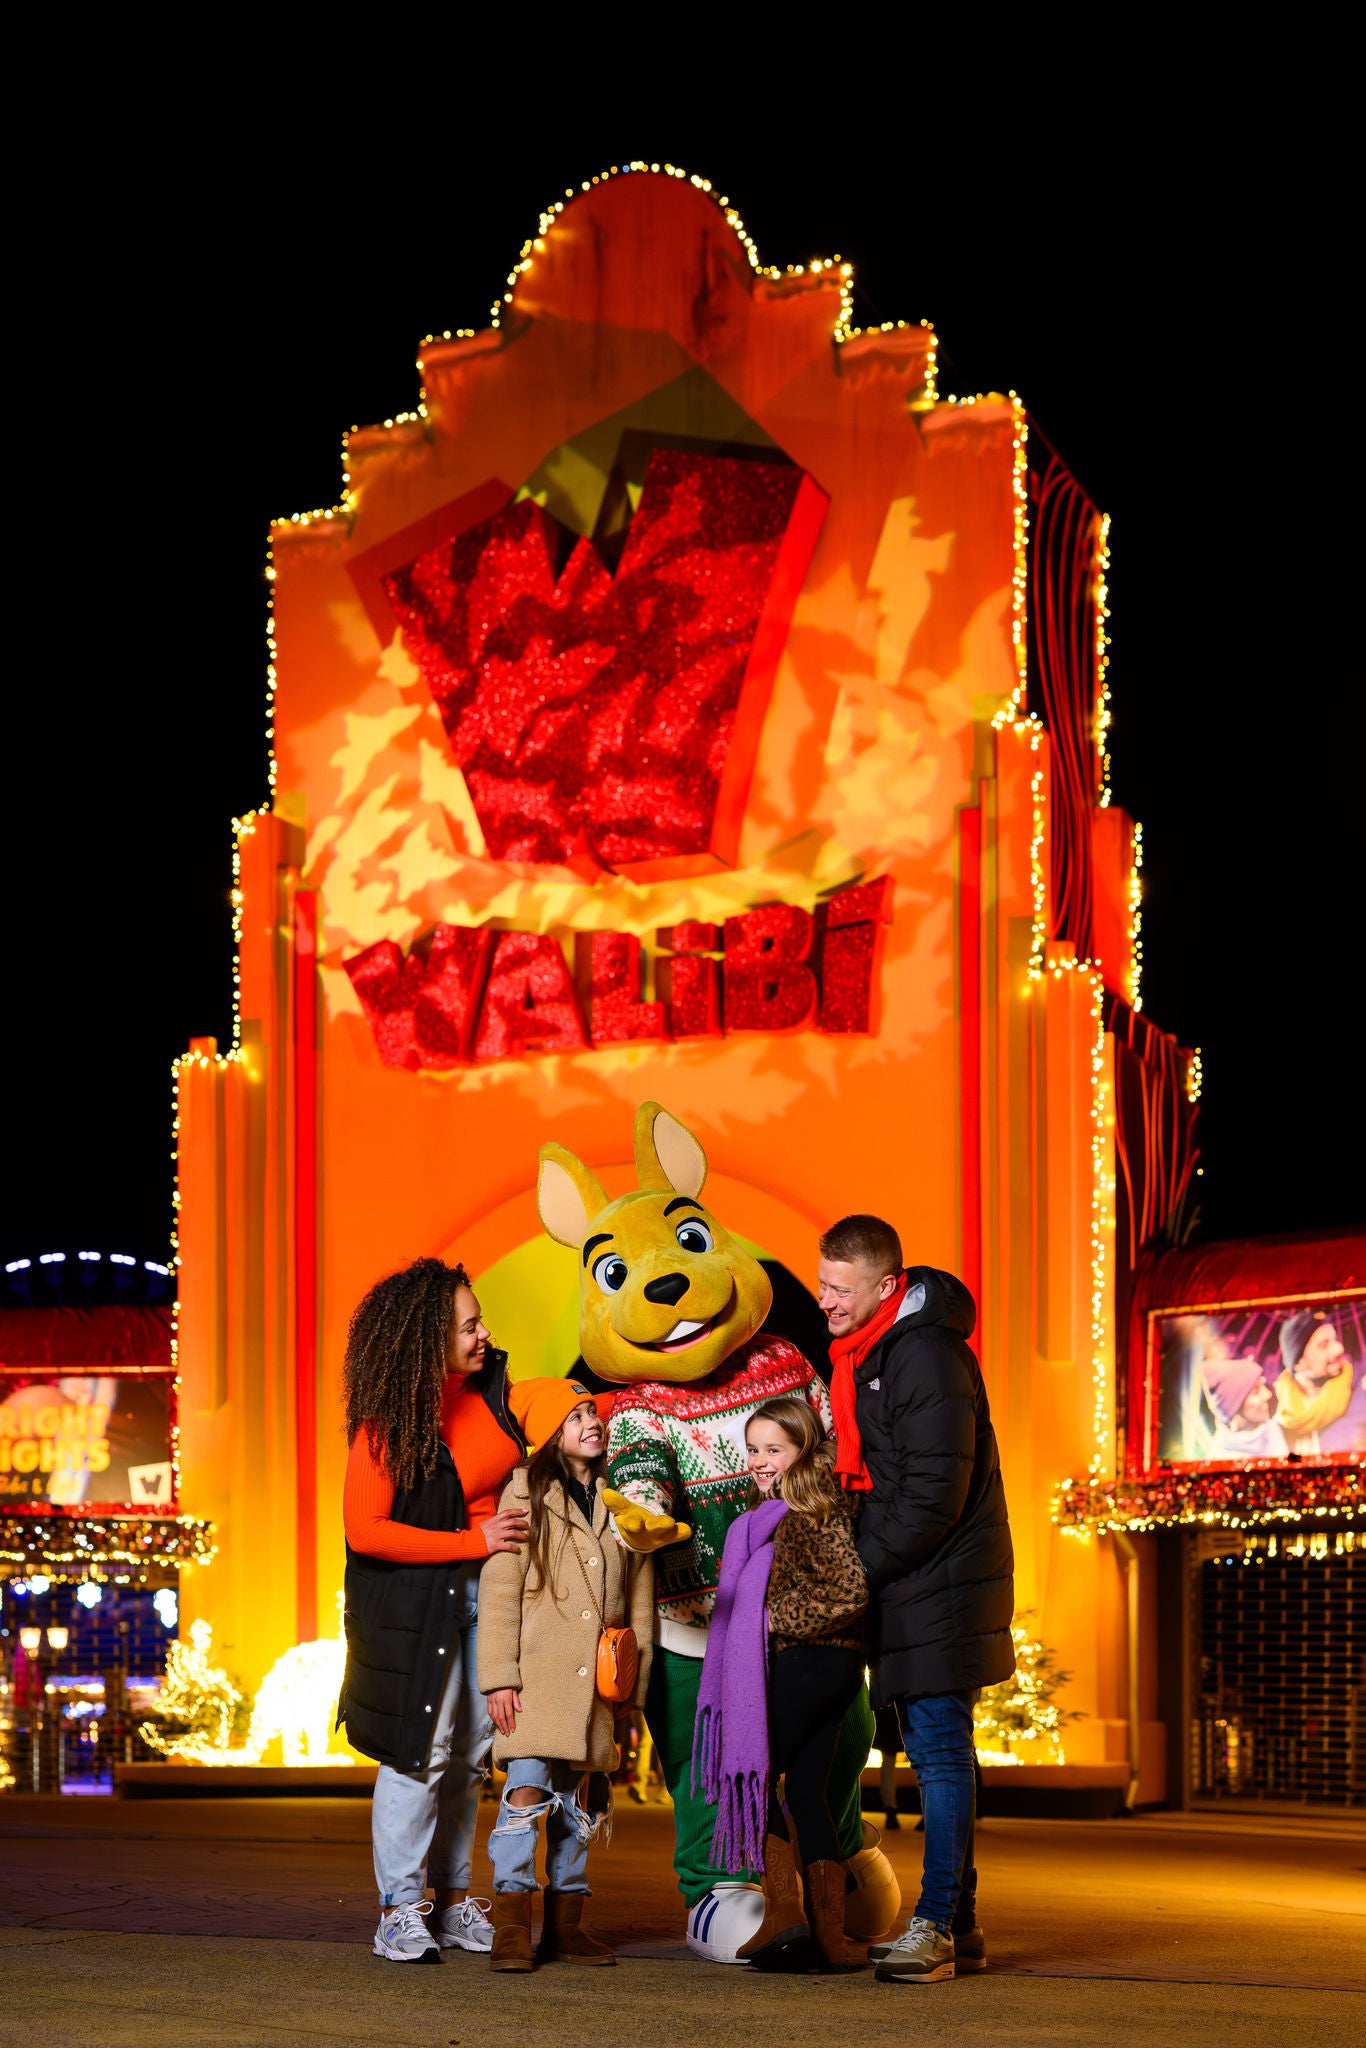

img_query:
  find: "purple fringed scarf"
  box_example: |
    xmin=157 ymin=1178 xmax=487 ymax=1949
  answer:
xmin=692 ymin=1497 xmax=788 ymax=1874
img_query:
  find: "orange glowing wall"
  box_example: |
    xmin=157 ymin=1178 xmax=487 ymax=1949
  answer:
xmin=175 ymin=169 xmax=1143 ymax=1771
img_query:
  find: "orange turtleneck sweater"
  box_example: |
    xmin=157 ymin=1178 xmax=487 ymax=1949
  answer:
xmin=343 ymin=1374 xmax=521 ymax=1564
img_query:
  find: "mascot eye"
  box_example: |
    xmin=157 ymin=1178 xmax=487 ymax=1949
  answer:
xmin=675 ymin=1219 xmax=713 ymax=1254
xmin=593 ymin=1254 xmax=629 ymax=1294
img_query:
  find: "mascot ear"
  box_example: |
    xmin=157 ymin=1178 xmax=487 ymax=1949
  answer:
xmin=634 ymin=1101 xmax=708 ymax=1198
xmin=538 ymin=1143 xmax=609 ymax=1248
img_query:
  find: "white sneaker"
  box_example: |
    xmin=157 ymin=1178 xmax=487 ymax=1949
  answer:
xmin=433 ymin=1896 xmax=495 ymax=1952
xmin=373 ymin=1900 xmax=441 ymax=1963
xmin=686 ymin=1883 xmax=767 ymax=1963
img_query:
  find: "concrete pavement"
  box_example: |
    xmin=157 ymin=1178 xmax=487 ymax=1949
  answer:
xmin=1 ymin=1794 xmax=1362 ymax=2047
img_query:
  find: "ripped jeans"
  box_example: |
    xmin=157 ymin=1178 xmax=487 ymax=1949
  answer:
xmin=488 ymin=1757 xmax=600 ymax=1894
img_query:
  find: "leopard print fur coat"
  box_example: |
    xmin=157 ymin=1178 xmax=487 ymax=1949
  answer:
xmin=766 ymin=1490 xmax=869 ymax=1653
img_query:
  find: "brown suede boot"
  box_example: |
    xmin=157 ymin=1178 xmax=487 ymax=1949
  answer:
xmin=805 ymin=1859 xmax=858 ymax=1973
xmin=737 ymin=1832 xmax=812 ymax=1970
xmin=489 ymin=1891 xmax=534 ymax=1971
xmin=538 ymin=1890 xmax=615 ymax=1965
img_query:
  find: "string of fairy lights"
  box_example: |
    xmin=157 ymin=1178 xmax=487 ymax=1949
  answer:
xmin=1128 ymin=820 xmax=1144 ymax=1011
xmin=0 ymin=1513 xmax=217 ymax=1583
xmin=272 ymin=161 xmax=940 ymax=542
xmin=1010 ymin=396 xmax=1030 ymax=717
xmin=1087 ymin=977 xmax=1115 ymax=1475
xmin=1056 ymin=1464 xmax=1363 ymax=1537
xmin=1094 ymin=512 xmax=1113 ymax=807
xmin=1001 ymin=700 xmax=1116 ymax=1480
xmin=264 ymin=555 xmax=279 ymax=795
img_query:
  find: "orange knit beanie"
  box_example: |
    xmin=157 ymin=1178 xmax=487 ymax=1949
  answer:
xmin=508 ymin=1376 xmax=613 ymax=1452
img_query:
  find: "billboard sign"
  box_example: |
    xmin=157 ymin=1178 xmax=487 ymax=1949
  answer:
xmin=1149 ymin=1294 xmax=1366 ymax=1468
xmin=0 ymin=1369 xmax=176 ymax=1512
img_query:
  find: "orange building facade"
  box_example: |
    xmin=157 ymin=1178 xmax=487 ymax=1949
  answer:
xmin=174 ymin=168 xmax=1195 ymax=1794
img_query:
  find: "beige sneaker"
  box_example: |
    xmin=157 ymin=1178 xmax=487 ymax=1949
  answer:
xmin=870 ymin=1920 xmax=984 ymax=1969
xmin=874 ymin=1916 xmax=955 ymax=1983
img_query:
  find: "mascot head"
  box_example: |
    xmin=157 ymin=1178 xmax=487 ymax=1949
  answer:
xmin=537 ymin=1102 xmax=773 ymax=1386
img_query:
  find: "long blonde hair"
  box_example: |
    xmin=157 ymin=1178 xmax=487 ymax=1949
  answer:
xmin=746 ymin=1397 xmax=842 ymax=1524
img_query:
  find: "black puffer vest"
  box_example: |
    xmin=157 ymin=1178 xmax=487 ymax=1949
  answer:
xmin=337 ymin=1351 xmax=522 ymax=1771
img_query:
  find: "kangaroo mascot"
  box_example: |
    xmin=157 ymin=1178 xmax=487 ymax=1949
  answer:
xmin=537 ymin=1100 xmax=900 ymax=1962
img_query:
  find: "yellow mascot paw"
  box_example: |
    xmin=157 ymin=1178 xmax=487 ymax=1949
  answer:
xmin=843 ymin=1822 xmax=902 ymax=1943
xmin=601 ymin=1488 xmax=692 ymax=1554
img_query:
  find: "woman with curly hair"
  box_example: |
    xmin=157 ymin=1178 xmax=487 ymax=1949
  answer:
xmin=338 ymin=1256 xmax=527 ymax=1964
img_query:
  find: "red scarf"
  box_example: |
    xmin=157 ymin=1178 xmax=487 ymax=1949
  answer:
xmin=828 ymin=1271 xmax=908 ymax=1491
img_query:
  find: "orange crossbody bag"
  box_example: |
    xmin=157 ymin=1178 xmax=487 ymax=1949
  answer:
xmin=568 ymin=1522 xmax=639 ymax=1703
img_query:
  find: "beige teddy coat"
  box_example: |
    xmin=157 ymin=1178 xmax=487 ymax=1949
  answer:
xmin=476 ymin=1468 xmax=653 ymax=1770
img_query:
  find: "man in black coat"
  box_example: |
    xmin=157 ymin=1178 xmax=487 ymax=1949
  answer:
xmin=818 ymin=1213 xmax=1014 ymax=1986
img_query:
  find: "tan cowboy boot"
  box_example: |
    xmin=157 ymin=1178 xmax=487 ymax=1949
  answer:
xmin=489 ymin=1890 xmax=534 ymax=1971
xmin=538 ymin=1890 xmax=616 ymax=1965
xmin=804 ymin=1858 xmax=859 ymax=1973
xmin=737 ymin=1832 xmax=812 ymax=1969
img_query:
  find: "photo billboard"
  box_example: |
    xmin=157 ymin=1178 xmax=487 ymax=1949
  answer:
xmin=1149 ymin=1295 xmax=1366 ymax=1468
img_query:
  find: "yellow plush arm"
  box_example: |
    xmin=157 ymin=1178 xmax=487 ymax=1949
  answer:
xmin=601 ymin=1487 xmax=692 ymax=1554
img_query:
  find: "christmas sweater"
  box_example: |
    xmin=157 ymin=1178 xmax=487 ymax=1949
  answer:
xmin=606 ymin=1336 xmax=830 ymax=1655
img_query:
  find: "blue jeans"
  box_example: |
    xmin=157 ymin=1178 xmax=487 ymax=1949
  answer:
xmin=371 ymin=1565 xmax=492 ymax=1907
xmin=895 ymin=1690 xmax=978 ymax=1934
xmin=488 ymin=1758 xmax=602 ymax=1894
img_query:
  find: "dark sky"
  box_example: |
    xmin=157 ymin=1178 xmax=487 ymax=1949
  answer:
xmin=3 ymin=75 xmax=1359 ymax=1263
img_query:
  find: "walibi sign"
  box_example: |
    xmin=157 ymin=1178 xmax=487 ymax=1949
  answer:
xmin=345 ymin=880 xmax=892 ymax=1071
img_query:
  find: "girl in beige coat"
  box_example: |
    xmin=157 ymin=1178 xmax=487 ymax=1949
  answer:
xmin=478 ymin=1377 xmax=653 ymax=1970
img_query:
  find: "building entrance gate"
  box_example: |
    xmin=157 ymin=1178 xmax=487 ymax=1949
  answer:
xmin=1191 ymin=1533 xmax=1363 ymax=1808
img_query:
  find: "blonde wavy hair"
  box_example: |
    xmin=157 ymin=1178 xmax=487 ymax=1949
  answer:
xmin=745 ymin=1396 xmax=841 ymax=1524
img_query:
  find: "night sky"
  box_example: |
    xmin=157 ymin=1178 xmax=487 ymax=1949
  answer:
xmin=4 ymin=89 xmax=1358 ymax=1264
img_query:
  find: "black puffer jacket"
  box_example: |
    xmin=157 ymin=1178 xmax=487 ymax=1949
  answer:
xmin=854 ymin=1268 xmax=1014 ymax=1700
xmin=338 ymin=1351 xmax=522 ymax=1771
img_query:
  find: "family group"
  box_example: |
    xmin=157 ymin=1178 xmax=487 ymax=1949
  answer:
xmin=337 ymin=1167 xmax=1014 ymax=1989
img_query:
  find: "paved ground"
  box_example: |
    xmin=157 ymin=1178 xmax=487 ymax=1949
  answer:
xmin=1 ymin=1793 xmax=1362 ymax=2047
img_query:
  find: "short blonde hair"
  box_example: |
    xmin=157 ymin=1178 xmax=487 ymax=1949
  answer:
xmin=818 ymin=1213 xmax=901 ymax=1278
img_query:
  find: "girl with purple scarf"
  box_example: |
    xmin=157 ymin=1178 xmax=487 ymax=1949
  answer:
xmin=693 ymin=1399 xmax=869 ymax=1972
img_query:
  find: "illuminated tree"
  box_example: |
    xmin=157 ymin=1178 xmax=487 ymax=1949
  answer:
xmin=141 ymin=1619 xmax=244 ymax=1762
xmin=973 ymin=1611 xmax=1081 ymax=1762
xmin=140 ymin=1602 xmax=353 ymax=1768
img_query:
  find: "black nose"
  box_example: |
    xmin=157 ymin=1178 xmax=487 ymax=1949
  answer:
xmin=644 ymin=1272 xmax=690 ymax=1307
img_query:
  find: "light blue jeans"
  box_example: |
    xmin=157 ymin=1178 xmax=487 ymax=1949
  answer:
xmin=488 ymin=1757 xmax=601 ymax=1894
xmin=371 ymin=1565 xmax=493 ymax=1907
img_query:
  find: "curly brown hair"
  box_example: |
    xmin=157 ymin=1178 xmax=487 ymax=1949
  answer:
xmin=342 ymin=1256 xmax=470 ymax=1492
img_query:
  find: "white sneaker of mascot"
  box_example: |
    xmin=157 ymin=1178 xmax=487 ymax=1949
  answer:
xmin=536 ymin=1100 xmax=900 ymax=1965
xmin=685 ymin=1883 xmax=767 ymax=1962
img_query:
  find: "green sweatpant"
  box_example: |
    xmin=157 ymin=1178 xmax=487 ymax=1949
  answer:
xmin=645 ymin=1643 xmax=872 ymax=1906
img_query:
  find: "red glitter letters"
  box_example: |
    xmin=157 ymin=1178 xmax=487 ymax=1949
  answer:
xmin=576 ymin=932 xmax=668 ymax=1047
xmin=345 ymin=927 xmax=494 ymax=1070
xmin=721 ymin=905 xmax=818 ymax=1033
xmin=345 ymin=881 xmax=892 ymax=1067
xmin=817 ymin=877 xmax=895 ymax=1035
xmin=382 ymin=450 xmax=827 ymax=876
xmin=657 ymin=922 xmax=722 ymax=1040
xmin=472 ymin=933 xmax=589 ymax=1059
